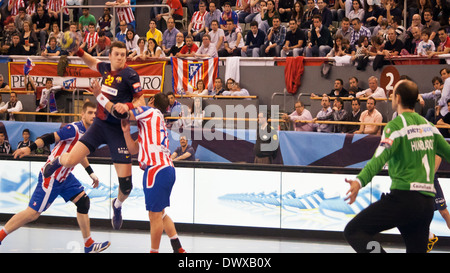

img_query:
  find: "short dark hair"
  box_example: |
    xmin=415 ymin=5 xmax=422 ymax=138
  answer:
xmin=110 ymin=41 xmax=127 ymax=54
xmin=394 ymin=80 xmax=419 ymax=110
xmin=83 ymin=101 xmax=97 ymax=112
xmin=153 ymin=93 xmax=169 ymax=113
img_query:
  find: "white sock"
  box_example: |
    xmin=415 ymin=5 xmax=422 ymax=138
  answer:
xmin=114 ymin=199 xmax=123 ymax=209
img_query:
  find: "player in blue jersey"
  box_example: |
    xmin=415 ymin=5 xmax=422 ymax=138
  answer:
xmin=43 ymin=41 xmax=145 ymax=230
xmin=0 ymin=101 xmax=110 ymax=253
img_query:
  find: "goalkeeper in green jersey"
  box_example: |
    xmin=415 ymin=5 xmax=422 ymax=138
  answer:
xmin=344 ymin=79 xmax=450 ymax=253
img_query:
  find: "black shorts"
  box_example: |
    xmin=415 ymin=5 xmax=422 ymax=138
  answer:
xmin=80 ymin=117 xmax=132 ymax=164
xmin=434 ymin=176 xmax=447 ymax=211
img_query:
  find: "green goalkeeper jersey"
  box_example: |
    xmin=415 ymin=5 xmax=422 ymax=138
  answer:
xmin=357 ymin=111 xmax=450 ymax=197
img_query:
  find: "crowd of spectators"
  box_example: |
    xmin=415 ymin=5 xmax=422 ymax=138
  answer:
xmin=0 ymin=0 xmax=449 ymax=58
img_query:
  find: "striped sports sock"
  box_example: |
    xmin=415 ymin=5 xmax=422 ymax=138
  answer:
xmin=0 ymin=228 xmax=8 ymax=242
xmin=84 ymin=237 xmax=94 ymax=247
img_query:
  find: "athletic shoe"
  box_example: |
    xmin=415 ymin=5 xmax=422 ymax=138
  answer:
xmin=427 ymin=234 xmax=438 ymax=253
xmin=175 ymin=248 xmax=187 ymax=253
xmin=282 ymin=188 xmax=325 ymax=210
xmin=42 ymin=156 xmax=62 ymax=178
xmin=318 ymin=185 xmax=382 ymax=219
xmin=85 ymin=241 xmax=111 ymax=253
xmin=111 ymin=198 xmax=123 ymax=230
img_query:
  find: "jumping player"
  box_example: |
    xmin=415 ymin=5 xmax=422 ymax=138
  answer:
xmin=43 ymin=41 xmax=145 ymax=230
xmin=344 ymin=80 xmax=450 ymax=253
xmin=90 ymin=80 xmax=185 ymax=252
xmin=0 ymin=101 xmax=110 ymax=253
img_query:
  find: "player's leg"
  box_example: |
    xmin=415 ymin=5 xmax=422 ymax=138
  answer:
xmin=59 ymin=141 xmax=91 ymax=168
xmin=111 ymin=163 xmax=132 ymax=230
xmin=62 ymin=176 xmax=110 ymax=253
xmin=0 ymin=207 xmax=41 ymax=244
xmin=162 ymin=212 xmax=186 ymax=253
xmin=149 ymin=210 xmax=164 ymax=253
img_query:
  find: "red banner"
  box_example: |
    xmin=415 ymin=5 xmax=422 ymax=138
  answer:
xmin=8 ymin=61 xmax=166 ymax=94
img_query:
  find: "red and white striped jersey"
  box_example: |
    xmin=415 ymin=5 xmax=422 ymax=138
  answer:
xmin=8 ymin=0 xmax=25 ymax=16
xmin=190 ymin=10 xmax=206 ymax=31
xmin=41 ymin=121 xmax=87 ymax=184
xmin=116 ymin=0 xmax=135 ymax=24
xmin=26 ymin=2 xmax=37 ymax=16
xmin=83 ymin=32 xmax=99 ymax=48
xmin=131 ymin=106 xmax=173 ymax=169
xmin=46 ymin=0 xmax=69 ymax=15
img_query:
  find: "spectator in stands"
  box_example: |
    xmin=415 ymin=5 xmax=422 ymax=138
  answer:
xmin=407 ymin=14 xmax=424 ymax=33
xmin=8 ymin=31 xmax=26 ymax=55
xmin=218 ymin=19 xmax=244 ymax=57
xmin=78 ymin=8 xmax=96 ymax=33
xmin=0 ymin=95 xmax=4 ymax=120
xmin=403 ymin=26 xmax=422 ymax=54
xmin=41 ymin=36 xmax=61 ymax=56
xmin=0 ymin=75 xmax=11 ymax=91
xmin=383 ymin=27 xmax=404 ymax=56
xmin=17 ymin=129 xmax=33 ymax=150
xmin=225 ymin=78 xmax=236 ymax=91
xmin=195 ymin=34 xmax=218 ymax=57
xmin=146 ymin=19 xmax=163 ymax=47
xmin=349 ymin=17 xmax=371 ymax=46
xmin=260 ymin=16 xmax=286 ymax=57
xmin=416 ymin=30 xmax=435 ymax=56
xmin=281 ymin=18 xmax=306 ymax=57
xmin=282 ymin=100 xmax=314 ymax=132
xmin=254 ymin=111 xmax=279 ymax=164
xmin=305 ymin=14 xmax=333 ymax=57
xmin=342 ymin=97 xmax=362 ymax=133
xmin=291 ymin=1 xmax=304 ymax=26
xmin=115 ymin=20 xmax=128 ymax=43
xmin=356 ymin=76 xmax=387 ymax=98
xmin=327 ymin=35 xmax=353 ymax=57
xmin=417 ymin=0 xmax=433 ymax=24
xmin=171 ymin=136 xmax=196 ymax=161
xmin=354 ymin=96 xmax=383 ymax=135
xmin=390 ymin=16 xmax=407 ymax=43
xmin=352 ymin=35 xmax=371 ymax=69
xmin=241 ymin=20 xmax=266 ymax=57
xmin=222 ymin=82 xmax=250 ymax=97
xmin=278 ymin=0 xmax=294 ymax=22
xmin=162 ymin=18 xmax=180 ymax=56
xmin=129 ymin=37 xmax=147 ymax=60
xmin=47 ymin=0 xmax=70 ymax=26
xmin=7 ymin=0 xmax=25 ymax=19
xmin=348 ymin=76 xmax=363 ymax=96
xmin=1 ymin=18 xmax=18 ymax=54
xmin=168 ymin=32 xmax=185 ymax=56
xmin=208 ymin=20 xmax=225 ymax=52
xmin=220 ymin=2 xmax=239 ymax=30
xmin=428 ymin=27 xmax=450 ymax=57
xmin=205 ymin=2 xmax=222 ymax=32
xmin=329 ymin=78 xmax=349 ymax=97
xmin=80 ymin=23 xmax=98 ymax=55
xmin=317 ymin=0 xmax=333 ymax=28
xmin=95 ymin=31 xmax=111 ymax=56
xmin=21 ymin=21 xmax=38 ymax=55
xmin=106 ymin=0 xmax=136 ymax=31
xmin=436 ymin=68 xmax=450 ymax=118
xmin=97 ymin=9 xmax=112 ymax=38
xmin=155 ymin=0 xmax=183 ymax=30
xmin=177 ymin=34 xmax=198 ymax=57
xmin=125 ymin=29 xmax=139 ymax=55
xmin=0 ymin=132 xmax=12 ymax=154
xmin=301 ymin=0 xmax=319 ymax=29
xmin=46 ymin=22 xmax=63 ymax=48
xmin=363 ymin=0 xmax=381 ymax=28
xmin=259 ymin=0 xmax=280 ymax=34
xmin=14 ymin=7 xmax=30 ymax=32
xmin=211 ymin=77 xmax=225 ymax=95
xmin=421 ymin=76 xmax=442 ymax=123
xmin=383 ymin=0 xmax=402 ymax=24
xmin=313 ymin=94 xmax=333 ymax=133
xmin=144 ymin=38 xmax=165 ymax=58
xmin=336 ymin=17 xmax=352 ymax=41
xmin=187 ymin=1 xmax=207 ymax=42
xmin=331 ymin=97 xmax=348 ymax=132
xmin=0 ymin=91 xmax=23 ymax=121
xmin=422 ymin=8 xmax=441 ymax=45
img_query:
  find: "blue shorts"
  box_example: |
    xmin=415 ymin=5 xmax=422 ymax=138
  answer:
xmin=434 ymin=177 xmax=447 ymax=211
xmin=29 ymin=172 xmax=84 ymax=213
xmin=142 ymin=165 xmax=175 ymax=212
xmin=79 ymin=117 xmax=131 ymax=164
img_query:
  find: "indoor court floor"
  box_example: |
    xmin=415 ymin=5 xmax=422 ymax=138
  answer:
xmin=1 ymin=222 xmax=448 ymax=253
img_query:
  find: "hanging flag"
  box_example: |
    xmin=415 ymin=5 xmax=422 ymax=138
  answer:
xmin=63 ymin=78 xmax=76 ymax=89
xmin=171 ymin=57 xmax=219 ymax=94
xmin=23 ymin=58 xmax=34 ymax=75
xmin=48 ymin=91 xmax=58 ymax=113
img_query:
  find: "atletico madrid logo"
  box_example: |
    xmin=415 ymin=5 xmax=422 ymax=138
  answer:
xmin=188 ymin=63 xmax=203 ymax=89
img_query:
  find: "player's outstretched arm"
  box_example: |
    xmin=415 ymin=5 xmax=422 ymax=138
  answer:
xmin=13 ymin=132 xmax=60 ymax=159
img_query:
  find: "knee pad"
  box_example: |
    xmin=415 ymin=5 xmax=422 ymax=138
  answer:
xmin=119 ymin=176 xmax=133 ymax=195
xmin=75 ymin=194 xmax=90 ymax=214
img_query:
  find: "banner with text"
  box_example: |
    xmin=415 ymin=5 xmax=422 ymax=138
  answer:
xmin=8 ymin=61 xmax=166 ymax=94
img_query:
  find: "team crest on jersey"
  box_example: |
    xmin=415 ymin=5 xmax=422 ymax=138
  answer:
xmin=116 ymin=76 xmax=122 ymax=83
xmin=380 ymin=138 xmax=393 ymax=149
